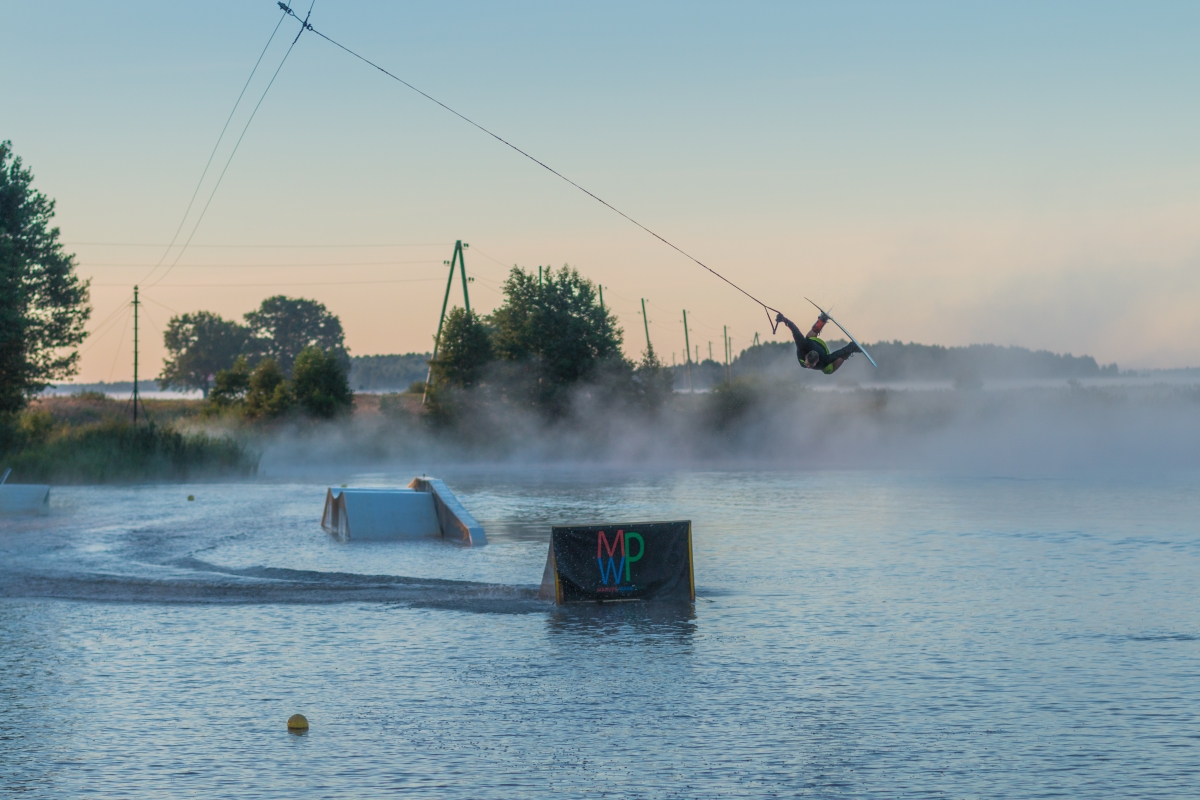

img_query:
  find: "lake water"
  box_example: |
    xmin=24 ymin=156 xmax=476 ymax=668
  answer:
xmin=2 ymin=468 xmax=1198 ymax=798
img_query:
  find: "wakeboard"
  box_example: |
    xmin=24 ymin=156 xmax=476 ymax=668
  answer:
xmin=805 ymin=298 xmax=878 ymax=368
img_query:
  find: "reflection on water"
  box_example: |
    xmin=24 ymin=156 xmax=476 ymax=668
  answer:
xmin=546 ymin=600 xmax=698 ymax=640
xmin=1 ymin=468 xmax=1199 ymax=798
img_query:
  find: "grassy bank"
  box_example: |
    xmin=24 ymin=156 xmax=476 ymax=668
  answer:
xmin=2 ymin=394 xmax=258 ymax=484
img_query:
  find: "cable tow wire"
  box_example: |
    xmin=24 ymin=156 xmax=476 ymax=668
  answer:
xmin=277 ymin=3 xmax=782 ymax=327
xmin=140 ymin=10 xmax=288 ymax=285
xmin=148 ymin=5 xmax=313 ymax=287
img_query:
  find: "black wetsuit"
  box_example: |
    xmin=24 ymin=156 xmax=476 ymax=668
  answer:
xmin=781 ymin=316 xmax=859 ymax=373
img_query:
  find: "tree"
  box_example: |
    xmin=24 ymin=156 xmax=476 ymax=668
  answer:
xmin=429 ymin=308 xmax=493 ymax=390
xmin=158 ymin=311 xmax=248 ymax=397
xmin=489 ymin=265 xmax=624 ymax=407
xmin=291 ymin=346 xmax=353 ymax=418
xmin=243 ymin=358 xmax=293 ymax=420
xmin=631 ymin=344 xmax=674 ymax=410
xmin=424 ymin=307 xmax=494 ymax=424
xmin=207 ymin=356 xmax=251 ymax=409
xmin=0 ymin=141 xmax=91 ymax=412
xmin=244 ymin=296 xmax=348 ymax=377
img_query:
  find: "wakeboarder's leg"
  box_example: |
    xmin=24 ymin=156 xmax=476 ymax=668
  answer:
xmin=820 ymin=342 xmax=862 ymax=374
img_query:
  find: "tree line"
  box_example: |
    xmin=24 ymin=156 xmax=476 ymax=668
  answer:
xmin=158 ymin=296 xmax=353 ymax=419
xmin=425 ymin=264 xmax=673 ymax=421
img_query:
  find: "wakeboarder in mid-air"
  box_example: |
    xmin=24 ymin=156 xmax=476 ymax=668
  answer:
xmin=775 ymin=300 xmax=878 ymax=374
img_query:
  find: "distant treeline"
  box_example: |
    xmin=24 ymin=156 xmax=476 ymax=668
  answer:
xmin=671 ymin=340 xmax=1120 ymax=388
xmin=45 ymin=356 xmax=434 ymax=395
xmin=42 ymin=380 xmax=161 ymax=396
xmin=348 ymin=353 xmax=430 ymax=391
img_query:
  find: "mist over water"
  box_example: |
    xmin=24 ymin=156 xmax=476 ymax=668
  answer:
xmin=253 ymin=380 xmax=1200 ymax=477
xmin=3 ymin=382 xmax=1199 ymax=797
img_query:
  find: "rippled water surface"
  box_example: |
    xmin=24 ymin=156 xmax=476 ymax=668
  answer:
xmin=2 ymin=468 xmax=1198 ymax=798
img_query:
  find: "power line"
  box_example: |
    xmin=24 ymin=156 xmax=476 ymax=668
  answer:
xmin=465 ymin=246 xmax=516 ymax=272
xmin=281 ymin=5 xmax=782 ymax=329
xmin=66 ymin=242 xmax=452 ymax=248
xmin=78 ymin=300 xmax=134 ymax=356
xmin=147 ymin=9 xmax=311 ymax=287
xmin=95 ymin=277 xmax=445 ymax=288
xmin=140 ymin=10 xmax=289 ymax=285
xmin=108 ymin=305 xmax=134 ymax=381
xmin=143 ymin=296 xmax=181 ymax=316
xmin=83 ymin=259 xmax=443 ymax=268
xmin=140 ymin=305 xmax=163 ymax=337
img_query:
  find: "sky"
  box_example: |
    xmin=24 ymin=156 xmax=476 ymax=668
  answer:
xmin=4 ymin=0 xmax=1199 ymax=382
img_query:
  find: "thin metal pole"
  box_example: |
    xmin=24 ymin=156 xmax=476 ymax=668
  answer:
xmin=682 ymin=310 xmax=693 ymax=392
xmin=641 ymin=298 xmax=652 ymax=354
xmin=723 ymin=325 xmax=729 ymax=383
xmin=132 ymin=286 xmax=139 ymax=424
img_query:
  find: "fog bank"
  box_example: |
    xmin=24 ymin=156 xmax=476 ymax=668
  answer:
xmin=250 ymin=380 xmax=1200 ymax=478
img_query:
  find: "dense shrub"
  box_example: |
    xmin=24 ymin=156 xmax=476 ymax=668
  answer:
xmin=292 ymin=346 xmax=353 ymax=418
xmin=243 ymin=359 xmax=292 ymax=420
xmin=205 ymin=348 xmax=352 ymax=422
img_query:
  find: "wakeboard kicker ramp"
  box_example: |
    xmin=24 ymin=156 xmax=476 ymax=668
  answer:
xmin=320 ymin=478 xmax=486 ymax=546
xmin=537 ymin=521 xmax=694 ymax=604
xmin=0 ymin=485 xmax=50 ymax=515
xmin=0 ymin=468 xmax=49 ymax=516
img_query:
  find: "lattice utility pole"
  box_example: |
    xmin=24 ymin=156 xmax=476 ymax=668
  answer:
xmin=423 ymin=240 xmax=471 ymax=405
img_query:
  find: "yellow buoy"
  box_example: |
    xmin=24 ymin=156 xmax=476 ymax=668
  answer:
xmin=287 ymin=713 xmax=309 ymax=732
xmin=187 ymin=495 xmax=195 ymax=501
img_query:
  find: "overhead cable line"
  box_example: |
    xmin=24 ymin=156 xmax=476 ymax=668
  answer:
xmin=81 ymin=311 xmax=131 ymax=356
xmin=96 ymin=277 xmax=445 ymax=288
xmin=68 ymin=242 xmax=451 ymax=248
xmin=143 ymin=296 xmax=181 ymax=316
xmin=78 ymin=300 xmax=134 ymax=356
xmin=84 ymin=259 xmax=443 ymax=268
xmin=140 ymin=10 xmax=289 ymax=285
xmin=147 ymin=5 xmax=314 ymax=287
xmin=140 ymin=306 xmax=163 ymax=338
xmin=463 ymin=246 xmax=515 ymax=272
xmin=107 ymin=307 xmax=134 ymax=381
xmin=278 ymin=3 xmax=783 ymax=332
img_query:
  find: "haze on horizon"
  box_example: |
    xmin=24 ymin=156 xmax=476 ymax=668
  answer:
xmin=5 ymin=1 xmax=1198 ymax=384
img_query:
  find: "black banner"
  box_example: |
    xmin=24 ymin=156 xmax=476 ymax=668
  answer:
xmin=545 ymin=521 xmax=694 ymax=604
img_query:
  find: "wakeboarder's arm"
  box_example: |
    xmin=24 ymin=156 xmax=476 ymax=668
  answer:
xmin=776 ymin=312 xmax=804 ymax=342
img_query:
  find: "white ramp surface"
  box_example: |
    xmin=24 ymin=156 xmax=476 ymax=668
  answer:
xmin=0 ymin=485 xmax=50 ymax=515
xmin=322 ymin=488 xmax=440 ymax=541
xmin=408 ymin=478 xmax=487 ymax=546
